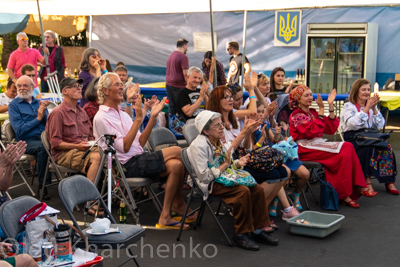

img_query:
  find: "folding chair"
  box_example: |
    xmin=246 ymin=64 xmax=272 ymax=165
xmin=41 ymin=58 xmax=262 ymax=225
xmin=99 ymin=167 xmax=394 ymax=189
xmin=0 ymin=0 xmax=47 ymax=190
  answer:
xmin=3 ymin=123 xmax=36 ymax=196
xmin=176 ymin=148 xmax=232 ymax=246
xmin=0 ymin=196 xmax=40 ymax=252
xmin=301 ymin=161 xmax=324 ymax=205
xmin=59 ymin=175 xmax=145 ymax=267
xmin=146 ymin=127 xmax=178 ymax=152
xmin=40 ymin=131 xmax=79 ymax=201
xmin=182 ymin=123 xmax=199 ymax=145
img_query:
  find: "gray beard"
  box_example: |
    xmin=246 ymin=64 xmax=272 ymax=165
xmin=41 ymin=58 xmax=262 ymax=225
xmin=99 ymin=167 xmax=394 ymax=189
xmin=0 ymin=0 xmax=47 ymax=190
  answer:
xmin=18 ymin=91 xmax=33 ymax=100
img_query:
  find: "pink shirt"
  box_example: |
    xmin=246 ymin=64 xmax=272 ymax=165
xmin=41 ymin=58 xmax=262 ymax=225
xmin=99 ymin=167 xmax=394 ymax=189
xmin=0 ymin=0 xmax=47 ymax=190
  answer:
xmin=7 ymin=47 xmax=43 ymax=87
xmin=93 ymin=105 xmax=144 ymax=164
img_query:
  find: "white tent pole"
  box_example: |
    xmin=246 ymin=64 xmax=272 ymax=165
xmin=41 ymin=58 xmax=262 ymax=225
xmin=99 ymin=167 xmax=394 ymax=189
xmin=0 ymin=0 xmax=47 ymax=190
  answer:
xmin=36 ymin=0 xmax=51 ymax=84
xmin=209 ymin=0 xmax=217 ymax=88
xmin=241 ymin=10 xmax=248 ymax=88
xmin=89 ymin=15 xmax=93 ymax=47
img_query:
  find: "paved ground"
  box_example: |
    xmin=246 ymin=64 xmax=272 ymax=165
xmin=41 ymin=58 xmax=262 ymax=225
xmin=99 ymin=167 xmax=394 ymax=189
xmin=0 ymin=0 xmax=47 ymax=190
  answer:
xmin=4 ymin=110 xmax=400 ymax=267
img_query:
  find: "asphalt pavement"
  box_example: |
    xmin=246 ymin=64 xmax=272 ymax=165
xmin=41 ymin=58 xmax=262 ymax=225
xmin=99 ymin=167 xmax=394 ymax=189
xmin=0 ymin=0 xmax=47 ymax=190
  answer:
xmin=4 ymin=110 xmax=400 ymax=267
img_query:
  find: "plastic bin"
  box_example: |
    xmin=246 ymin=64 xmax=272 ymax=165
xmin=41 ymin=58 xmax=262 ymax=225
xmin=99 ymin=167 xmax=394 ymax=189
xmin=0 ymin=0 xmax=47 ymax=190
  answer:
xmin=286 ymin=211 xmax=345 ymax=238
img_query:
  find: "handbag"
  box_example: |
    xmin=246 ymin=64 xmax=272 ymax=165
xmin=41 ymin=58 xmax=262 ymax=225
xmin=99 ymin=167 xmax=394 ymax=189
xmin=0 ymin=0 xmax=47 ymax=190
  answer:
xmin=208 ymin=151 xmax=257 ymax=187
xmin=20 ymin=203 xmax=88 ymax=260
xmin=317 ymin=176 xmax=339 ymax=211
xmin=235 ymin=146 xmax=283 ymax=172
xmin=169 ymin=114 xmax=185 ymax=138
xmin=353 ymin=128 xmax=392 ymax=149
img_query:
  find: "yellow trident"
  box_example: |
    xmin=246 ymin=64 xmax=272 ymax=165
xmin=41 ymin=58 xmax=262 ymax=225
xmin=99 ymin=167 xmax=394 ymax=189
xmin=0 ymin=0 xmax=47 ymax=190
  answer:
xmin=279 ymin=13 xmax=297 ymax=42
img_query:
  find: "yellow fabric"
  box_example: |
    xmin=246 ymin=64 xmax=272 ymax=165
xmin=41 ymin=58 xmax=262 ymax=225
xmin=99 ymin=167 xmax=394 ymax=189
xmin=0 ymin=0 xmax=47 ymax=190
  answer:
xmin=140 ymin=82 xmax=166 ymax=88
xmin=24 ymin=15 xmax=87 ymax=37
xmin=0 ymin=114 xmax=9 ymax=122
xmin=378 ymin=91 xmax=400 ymax=110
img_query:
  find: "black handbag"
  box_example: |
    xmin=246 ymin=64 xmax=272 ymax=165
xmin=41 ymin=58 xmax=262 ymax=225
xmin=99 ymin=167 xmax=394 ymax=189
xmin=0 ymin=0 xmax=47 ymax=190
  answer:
xmin=234 ymin=146 xmax=283 ymax=172
xmin=353 ymin=128 xmax=392 ymax=149
xmin=317 ymin=176 xmax=339 ymax=211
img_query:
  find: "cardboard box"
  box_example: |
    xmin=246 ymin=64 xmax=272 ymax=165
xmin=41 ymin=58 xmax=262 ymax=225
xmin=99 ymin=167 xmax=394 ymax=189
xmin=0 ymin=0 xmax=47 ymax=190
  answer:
xmin=395 ymin=73 xmax=400 ymax=90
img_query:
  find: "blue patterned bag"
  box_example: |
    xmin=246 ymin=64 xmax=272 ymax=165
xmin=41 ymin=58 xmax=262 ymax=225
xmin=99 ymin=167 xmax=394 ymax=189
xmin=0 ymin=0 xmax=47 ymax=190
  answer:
xmin=208 ymin=152 xmax=256 ymax=187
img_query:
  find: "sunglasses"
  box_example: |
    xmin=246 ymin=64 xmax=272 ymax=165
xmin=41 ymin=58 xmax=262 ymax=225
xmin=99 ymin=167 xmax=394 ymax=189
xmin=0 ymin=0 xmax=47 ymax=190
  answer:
xmin=91 ymin=54 xmax=101 ymax=59
xmin=19 ymin=37 xmax=29 ymax=41
xmin=26 ymin=74 xmax=35 ymax=78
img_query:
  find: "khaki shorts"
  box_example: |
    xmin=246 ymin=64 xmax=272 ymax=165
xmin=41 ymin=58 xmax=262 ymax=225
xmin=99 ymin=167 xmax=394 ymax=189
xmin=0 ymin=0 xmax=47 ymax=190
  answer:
xmin=56 ymin=147 xmax=99 ymax=173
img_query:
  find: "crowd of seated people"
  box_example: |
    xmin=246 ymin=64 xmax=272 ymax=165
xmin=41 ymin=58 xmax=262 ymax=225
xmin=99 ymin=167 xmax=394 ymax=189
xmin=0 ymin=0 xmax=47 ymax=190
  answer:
xmin=0 ymin=31 xmax=397 ymax=256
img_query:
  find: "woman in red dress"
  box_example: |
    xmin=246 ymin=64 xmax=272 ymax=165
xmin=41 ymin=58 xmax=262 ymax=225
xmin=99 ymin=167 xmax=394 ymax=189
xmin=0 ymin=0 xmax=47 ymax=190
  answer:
xmin=289 ymin=85 xmax=373 ymax=208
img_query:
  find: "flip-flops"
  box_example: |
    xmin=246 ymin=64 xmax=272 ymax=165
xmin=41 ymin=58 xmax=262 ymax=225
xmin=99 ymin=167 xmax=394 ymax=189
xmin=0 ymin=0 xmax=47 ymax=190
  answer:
xmin=173 ymin=216 xmax=196 ymax=224
xmin=155 ymin=222 xmax=190 ymax=230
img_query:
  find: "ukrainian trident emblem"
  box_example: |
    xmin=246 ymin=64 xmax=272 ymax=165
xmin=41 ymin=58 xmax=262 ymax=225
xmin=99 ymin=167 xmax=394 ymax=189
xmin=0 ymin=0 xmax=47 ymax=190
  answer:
xmin=274 ymin=11 xmax=302 ymax=47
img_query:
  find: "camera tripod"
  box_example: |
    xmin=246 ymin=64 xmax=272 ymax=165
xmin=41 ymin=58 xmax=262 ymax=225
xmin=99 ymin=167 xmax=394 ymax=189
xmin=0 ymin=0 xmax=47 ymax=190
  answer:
xmin=83 ymin=134 xmax=140 ymax=225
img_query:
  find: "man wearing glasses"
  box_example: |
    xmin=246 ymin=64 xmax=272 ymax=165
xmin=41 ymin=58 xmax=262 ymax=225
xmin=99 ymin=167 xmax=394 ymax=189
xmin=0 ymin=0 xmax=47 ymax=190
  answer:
xmin=8 ymin=75 xmax=51 ymax=199
xmin=6 ymin=32 xmax=45 ymax=89
xmin=46 ymin=78 xmax=101 ymax=184
xmin=226 ymin=41 xmax=251 ymax=85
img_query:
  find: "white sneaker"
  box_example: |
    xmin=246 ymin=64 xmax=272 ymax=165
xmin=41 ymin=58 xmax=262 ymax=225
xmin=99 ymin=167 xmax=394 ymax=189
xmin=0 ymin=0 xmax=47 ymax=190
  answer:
xmin=281 ymin=206 xmax=300 ymax=221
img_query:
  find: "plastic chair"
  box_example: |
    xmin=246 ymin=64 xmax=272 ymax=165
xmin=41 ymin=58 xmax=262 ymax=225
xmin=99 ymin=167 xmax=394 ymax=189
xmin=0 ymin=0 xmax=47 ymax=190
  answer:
xmin=3 ymin=123 xmax=36 ymax=196
xmin=40 ymin=131 xmax=79 ymax=201
xmin=176 ymin=148 xmax=232 ymax=246
xmin=58 ymin=175 xmax=145 ymax=267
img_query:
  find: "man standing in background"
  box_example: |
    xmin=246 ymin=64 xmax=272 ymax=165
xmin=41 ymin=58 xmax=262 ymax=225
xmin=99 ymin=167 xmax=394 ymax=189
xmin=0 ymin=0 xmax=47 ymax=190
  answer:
xmin=165 ymin=38 xmax=189 ymax=115
xmin=6 ymin=32 xmax=45 ymax=89
xmin=39 ymin=30 xmax=67 ymax=93
xmin=226 ymin=41 xmax=251 ymax=85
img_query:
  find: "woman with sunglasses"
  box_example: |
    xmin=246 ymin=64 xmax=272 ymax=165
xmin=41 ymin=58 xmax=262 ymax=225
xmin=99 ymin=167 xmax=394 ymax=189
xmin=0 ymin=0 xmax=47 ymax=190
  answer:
xmin=78 ymin=48 xmax=107 ymax=107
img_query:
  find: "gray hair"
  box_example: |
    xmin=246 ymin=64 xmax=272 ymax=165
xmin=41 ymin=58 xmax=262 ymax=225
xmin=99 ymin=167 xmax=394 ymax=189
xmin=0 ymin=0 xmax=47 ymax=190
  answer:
xmin=114 ymin=65 xmax=128 ymax=73
xmin=44 ymin=30 xmax=56 ymax=41
xmin=16 ymin=75 xmax=34 ymax=88
xmin=97 ymin=72 xmax=119 ymax=104
xmin=202 ymin=113 xmax=222 ymax=133
xmin=187 ymin=66 xmax=202 ymax=77
xmin=16 ymin=32 xmax=27 ymax=40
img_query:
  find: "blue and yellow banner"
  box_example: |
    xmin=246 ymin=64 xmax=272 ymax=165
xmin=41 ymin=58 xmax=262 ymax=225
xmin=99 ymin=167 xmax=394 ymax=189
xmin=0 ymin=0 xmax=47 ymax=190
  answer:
xmin=274 ymin=10 xmax=302 ymax=47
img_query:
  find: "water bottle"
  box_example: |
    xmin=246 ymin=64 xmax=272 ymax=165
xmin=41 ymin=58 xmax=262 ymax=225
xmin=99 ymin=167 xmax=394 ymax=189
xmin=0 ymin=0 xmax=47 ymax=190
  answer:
xmin=119 ymin=200 xmax=127 ymax=223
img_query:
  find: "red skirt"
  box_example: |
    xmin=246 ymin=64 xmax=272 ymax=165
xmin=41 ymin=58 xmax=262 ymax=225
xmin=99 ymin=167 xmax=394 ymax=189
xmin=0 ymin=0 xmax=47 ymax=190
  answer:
xmin=298 ymin=142 xmax=367 ymax=200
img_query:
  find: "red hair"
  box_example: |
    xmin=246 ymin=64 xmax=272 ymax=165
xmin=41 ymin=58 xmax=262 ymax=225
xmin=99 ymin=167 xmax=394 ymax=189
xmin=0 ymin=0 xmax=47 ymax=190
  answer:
xmin=206 ymin=86 xmax=238 ymax=130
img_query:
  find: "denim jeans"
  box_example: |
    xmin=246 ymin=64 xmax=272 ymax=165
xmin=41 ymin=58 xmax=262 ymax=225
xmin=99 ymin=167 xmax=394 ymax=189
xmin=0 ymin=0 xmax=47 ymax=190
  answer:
xmin=25 ymin=137 xmax=51 ymax=187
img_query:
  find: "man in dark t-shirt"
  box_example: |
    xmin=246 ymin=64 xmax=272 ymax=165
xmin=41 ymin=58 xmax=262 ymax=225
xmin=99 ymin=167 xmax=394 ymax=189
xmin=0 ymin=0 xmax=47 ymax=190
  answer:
xmin=227 ymin=41 xmax=251 ymax=85
xmin=166 ymin=38 xmax=189 ymax=115
xmin=176 ymin=67 xmax=208 ymax=122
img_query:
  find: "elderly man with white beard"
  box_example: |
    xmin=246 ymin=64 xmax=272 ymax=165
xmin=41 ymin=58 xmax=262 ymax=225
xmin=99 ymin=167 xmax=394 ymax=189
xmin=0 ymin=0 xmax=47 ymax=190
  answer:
xmin=8 ymin=75 xmax=51 ymax=199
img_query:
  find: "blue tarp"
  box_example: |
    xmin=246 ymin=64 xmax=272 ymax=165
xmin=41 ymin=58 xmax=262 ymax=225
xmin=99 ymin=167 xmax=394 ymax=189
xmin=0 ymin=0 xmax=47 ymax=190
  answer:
xmin=0 ymin=13 xmax=29 ymax=35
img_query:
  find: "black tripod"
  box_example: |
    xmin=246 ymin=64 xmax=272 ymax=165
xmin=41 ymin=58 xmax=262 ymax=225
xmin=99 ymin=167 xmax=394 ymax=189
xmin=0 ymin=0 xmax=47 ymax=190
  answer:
xmin=83 ymin=134 xmax=140 ymax=225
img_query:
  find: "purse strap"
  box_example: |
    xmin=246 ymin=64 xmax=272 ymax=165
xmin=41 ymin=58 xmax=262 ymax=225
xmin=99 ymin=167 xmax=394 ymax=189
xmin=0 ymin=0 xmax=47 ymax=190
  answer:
xmin=43 ymin=215 xmax=89 ymax=252
xmin=19 ymin=202 xmax=47 ymax=223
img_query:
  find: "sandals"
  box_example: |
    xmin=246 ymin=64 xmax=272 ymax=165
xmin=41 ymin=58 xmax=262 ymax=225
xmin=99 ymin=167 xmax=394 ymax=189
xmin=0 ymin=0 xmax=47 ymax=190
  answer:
xmin=341 ymin=199 xmax=360 ymax=208
xmin=358 ymin=187 xmax=378 ymax=197
xmin=269 ymin=198 xmax=278 ymax=217
xmin=288 ymin=192 xmax=303 ymax=210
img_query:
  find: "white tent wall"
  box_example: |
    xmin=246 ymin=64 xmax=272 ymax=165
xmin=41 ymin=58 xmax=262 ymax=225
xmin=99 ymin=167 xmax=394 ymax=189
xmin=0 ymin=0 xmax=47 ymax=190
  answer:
xmin=91 ymin=6 xmax=400 ymax=85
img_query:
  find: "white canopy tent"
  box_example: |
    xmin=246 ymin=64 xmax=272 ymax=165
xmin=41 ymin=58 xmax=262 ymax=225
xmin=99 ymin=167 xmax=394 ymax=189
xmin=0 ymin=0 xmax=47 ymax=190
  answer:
xmin=0 ymin=0 xmax=398 ymax=15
